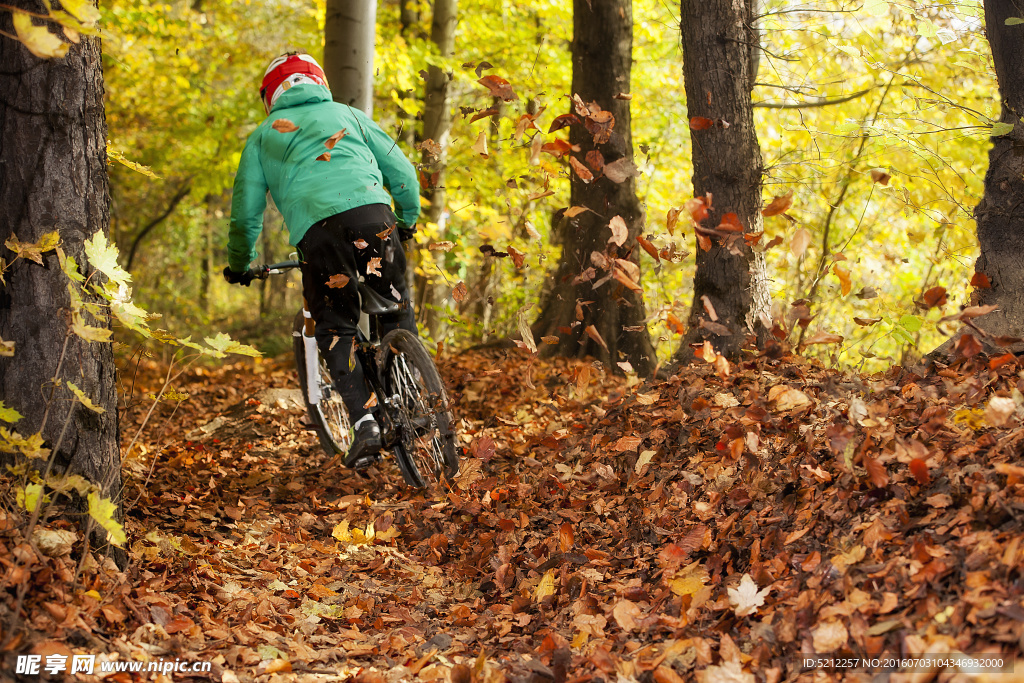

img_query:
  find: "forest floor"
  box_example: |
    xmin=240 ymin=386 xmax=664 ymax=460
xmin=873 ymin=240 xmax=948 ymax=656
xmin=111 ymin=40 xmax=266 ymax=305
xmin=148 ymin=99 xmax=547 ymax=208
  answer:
xmin=2 ymin=346 xmax=1024 ymax=683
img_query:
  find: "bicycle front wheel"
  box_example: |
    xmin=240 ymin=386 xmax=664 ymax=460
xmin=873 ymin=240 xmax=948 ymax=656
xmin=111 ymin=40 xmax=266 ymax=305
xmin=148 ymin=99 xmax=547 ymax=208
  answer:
xmin=293 ymin=311 xmax=353 ymax=457
xmin=379 ymin=329 xmax=460 ymax=487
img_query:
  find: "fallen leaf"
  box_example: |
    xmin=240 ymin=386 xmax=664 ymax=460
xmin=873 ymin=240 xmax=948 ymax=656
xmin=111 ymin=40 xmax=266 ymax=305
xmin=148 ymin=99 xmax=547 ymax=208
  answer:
xmin=728 ymin=574 xmax=769 ymax=617
xmin=812 ymin=620 xmax=848 ymax=653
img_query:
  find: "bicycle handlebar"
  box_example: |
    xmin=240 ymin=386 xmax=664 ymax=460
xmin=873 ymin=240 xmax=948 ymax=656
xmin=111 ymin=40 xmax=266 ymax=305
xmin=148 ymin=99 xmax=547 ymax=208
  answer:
xmin=246 ymin=260 xmax=302 ymax=280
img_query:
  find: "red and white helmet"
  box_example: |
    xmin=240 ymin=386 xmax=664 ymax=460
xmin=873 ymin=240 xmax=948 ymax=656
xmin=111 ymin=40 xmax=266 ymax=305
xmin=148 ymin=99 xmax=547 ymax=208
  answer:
xmin=260 ymin=53 xmax=328 ymax=113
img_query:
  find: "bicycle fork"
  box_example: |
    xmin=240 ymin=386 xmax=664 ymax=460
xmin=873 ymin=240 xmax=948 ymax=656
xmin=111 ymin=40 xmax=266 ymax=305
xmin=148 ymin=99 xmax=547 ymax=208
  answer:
xmin=301 ymin=307 xmax=322 ymax=406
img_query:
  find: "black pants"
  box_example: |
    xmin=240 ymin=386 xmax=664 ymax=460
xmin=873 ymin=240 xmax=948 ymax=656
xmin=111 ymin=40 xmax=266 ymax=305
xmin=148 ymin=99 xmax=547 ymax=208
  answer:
xmin=297 ymin=204 xmax=416 ymax=422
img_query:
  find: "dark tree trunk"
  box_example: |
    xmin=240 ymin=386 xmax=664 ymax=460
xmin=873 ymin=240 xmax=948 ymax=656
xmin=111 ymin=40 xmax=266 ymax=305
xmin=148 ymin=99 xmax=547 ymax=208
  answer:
xmin=415 ymin=0 xmax=458 ymax=340
xmin=0 ymin=18 xmax=123 ymax=559
xmin=672 ymin=0 xmax=771 ymax=363
xmin=932 ymin=0 xmax=1024 ymax=357
xmin=532 ymin=0 xmax=656 ymax=377
xmin=323 ymin=0 xmax=376 ymax=114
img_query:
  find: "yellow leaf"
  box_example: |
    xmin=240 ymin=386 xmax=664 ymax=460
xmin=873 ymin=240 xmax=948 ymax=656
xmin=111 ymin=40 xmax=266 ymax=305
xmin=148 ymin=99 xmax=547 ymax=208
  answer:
xmin=88 ymin=492 xmax=126 ymax=546
xmin=0 ymin=401 xmax=22 ymax=423
xmin=106 ymin=149 xmax=160 ymax=178
xmin=535 ymin=569 xmax=556 ymax=601
xmin=331 ymin=520 xmax=352 ymax=542
xmin=668 ymin=562 xmax=708 ymax=596
xmin=65 ymin=381 xmax=105 ymax=413
xmin=12 ymin=11 xmax=69 ymax=59
xmin=833 ymin=263 xmax=852 ymax=296
xmin=71 ymin=312 xmax=112 ymax=342
xmin=83 ymin=231 xmax=130 ymax=286
xmin=0 ymin=337 xmax=14 ymax=357
xmin=19 ymin=483 xmax=45 ymax=513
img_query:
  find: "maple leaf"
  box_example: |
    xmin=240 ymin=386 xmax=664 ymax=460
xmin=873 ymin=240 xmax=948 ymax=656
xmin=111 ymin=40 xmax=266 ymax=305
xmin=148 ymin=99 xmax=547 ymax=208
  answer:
xmin=728 ymin=573 xmax=769 ymax=617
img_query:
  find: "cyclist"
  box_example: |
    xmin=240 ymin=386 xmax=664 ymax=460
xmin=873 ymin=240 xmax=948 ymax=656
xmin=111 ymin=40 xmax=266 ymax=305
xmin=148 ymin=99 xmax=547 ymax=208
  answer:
xmin=223 ymin=53 xmax=420 ymax=469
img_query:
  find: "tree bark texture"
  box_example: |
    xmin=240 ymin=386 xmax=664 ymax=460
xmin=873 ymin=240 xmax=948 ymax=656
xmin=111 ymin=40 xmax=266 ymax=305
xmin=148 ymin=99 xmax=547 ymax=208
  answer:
xmin=673 ymin=0 xmax=771 ymax=363
xmin=415 ymin=0 xmax=458 ymax=339
xmin=323 ymin=0 xmax=377 ymax=115
xmin=531 ymin=0 xmax=656 ymax=377
xmin=0 ymin=20 xmax=122 ymax=542
xmin=932 ymin=0 xmax=1024 ymax=356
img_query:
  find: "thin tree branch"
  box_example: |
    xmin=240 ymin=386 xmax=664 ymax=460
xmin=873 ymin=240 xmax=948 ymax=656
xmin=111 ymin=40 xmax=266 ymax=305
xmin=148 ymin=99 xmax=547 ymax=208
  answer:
xmin=125 ymin=179 xmax=192 ymax=271
xmin=754 ymin=87 xmax=876 ymax=109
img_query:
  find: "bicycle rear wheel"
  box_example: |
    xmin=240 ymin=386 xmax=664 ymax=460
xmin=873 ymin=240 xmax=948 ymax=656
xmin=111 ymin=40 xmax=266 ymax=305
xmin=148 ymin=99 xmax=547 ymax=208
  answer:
xmin=293 ymin=311 xmax=352 ymax=456
xmin=379 ymin=329 xmax=459 ymax=487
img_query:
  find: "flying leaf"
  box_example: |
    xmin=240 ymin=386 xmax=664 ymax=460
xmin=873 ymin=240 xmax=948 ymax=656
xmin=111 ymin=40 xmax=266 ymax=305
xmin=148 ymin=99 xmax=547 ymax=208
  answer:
xmin=428 ymin=241 xmax=455 ymax=252
xmin=541 ymin=335 xmax=559 ymax=345
xmin=584 ymin=325 xmax=609 ymax=351
xmin=864 ymin=453 xmax=889 ymax=488
xmin=548 ymin=113 xmax=580 ymax=133
xmin=603 ymin=158 xmax=640 ymax=184
xmin=472 ymin=132 xmax=489 ymax=157
xmin=762 ymin=191 xmax=794 ymax=217
xmin=666 ymin=207 xmax=683 ymax=234
xmin=854 ymin=317 xmax=881 ymax=326
xmin=585 ymin=149 xmax=605 ymax=173
xmin=970 ymin=272 xmax=992 ymax=288
xmin=366 ymin=257 xmax=382 ymax=277
xmin=353 ymin=239 xmax=369 ymax=249
xmin=791 ymin=228 xmax=811 ymax=258
xmin=728 ymin=574 xmax=769 ymax=617
xmin=517 ymin=304 xmax=537 ymax=353
xmin=636 ymin=234 xmax=659 ymax=262
xmin=324 ymin=129 xmax=348 ymax=149
xmin=272 ymin=119 xmax=299 ymax=133
xmin=316 ymin=151 xmax=331 ymax=162
xmin=12 ymin=11 xmax=69 ymax=59
xmin=870 ymin=168 xmax=891 ymax=185
xmin=564 ymin=206 xmax=590 ymax=218
xmin=833 ymin=264 xmax=852 ymax=296
xmin=508 ymin=245 xmax=525 ymax=268
xmin=107 ymin=149 xmax=160 ymax=178
xmin=569 ymin=156 xmax=593 ymax=183
xmin=922 ymin=286 xmax=947 ymax=308
xmin=469 ymin=107 xmax=499 ymax=123
xmin=529 ymin=133 xmax=543 ymax=165
xmin=88 ymin=492 xmax=126 ymax=546
xmin=909 ymin=458 xmax=930 ymax=485
xmin=326 ymin=274 xmax=350 ymax=289
xmin=689 ymin=116 xmax=714 ymax=130
xmin=803 ymin=331 xmax=844 ymax=346
xmin=452 ymin=281 xmax=468 ymax=302
xmin=477 ymin=74 xmax=518 ymax=101
xmin=608 ymin=216 xmax=628 ymax=246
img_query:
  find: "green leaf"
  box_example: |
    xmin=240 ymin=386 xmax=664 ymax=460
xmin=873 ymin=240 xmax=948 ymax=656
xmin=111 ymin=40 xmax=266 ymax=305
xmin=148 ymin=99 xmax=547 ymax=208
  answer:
xmin=83 ymin=230 xmax=131 ymax=286
xmin=65 ymin=381 xmax=105 ymax=414
xmin=204 ymin=332 xmax=262 ymax=358
xmin=58 ymin=248 xmax=85 ymax=283
xmin=0 ymin=402 xmax=23 ymax=424
xmin=898 ymin=314 xmax=923 ymax=332
xmin=990 ymin=121 xmax=1016 ymax=136
xmin=1005 ymin=17 xmax=1024 ymax=25
xmin=863 ymin=0 xmax=889 ymax=17
xmin=88 ymin=492 xmax=126 ymax=546
xmin=111 ymin=298 xmax=153 ymax=338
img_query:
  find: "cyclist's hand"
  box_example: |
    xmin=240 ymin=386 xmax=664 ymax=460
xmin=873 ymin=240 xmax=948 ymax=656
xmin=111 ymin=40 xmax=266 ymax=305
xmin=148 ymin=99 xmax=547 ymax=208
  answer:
xmin=397 ymin=222 xmax=417 ymax=245
xmin=223 ymin=266 xmax=254 ymax=287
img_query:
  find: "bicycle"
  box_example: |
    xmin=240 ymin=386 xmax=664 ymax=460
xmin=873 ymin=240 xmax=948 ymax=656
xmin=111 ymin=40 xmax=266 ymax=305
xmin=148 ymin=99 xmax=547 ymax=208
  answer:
xmin=247 ymin=260 xmax=460 ymax=488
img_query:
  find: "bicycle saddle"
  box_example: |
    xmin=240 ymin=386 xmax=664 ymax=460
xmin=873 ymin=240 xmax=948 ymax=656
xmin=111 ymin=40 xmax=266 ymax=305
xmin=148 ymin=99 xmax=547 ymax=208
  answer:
xmin=359 ymin=284 xmax=406 ymax=316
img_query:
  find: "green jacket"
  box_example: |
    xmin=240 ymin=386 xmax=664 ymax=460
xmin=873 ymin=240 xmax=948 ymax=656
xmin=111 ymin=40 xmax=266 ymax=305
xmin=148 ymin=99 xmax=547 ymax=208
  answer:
xmin=227 ymin=84 xmax=420 ymax=272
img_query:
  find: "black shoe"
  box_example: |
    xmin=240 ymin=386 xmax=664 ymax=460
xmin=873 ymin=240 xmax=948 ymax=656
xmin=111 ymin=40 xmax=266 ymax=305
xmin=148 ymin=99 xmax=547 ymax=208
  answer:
xmin=345 ymin=420 xmax=382 ymax=469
